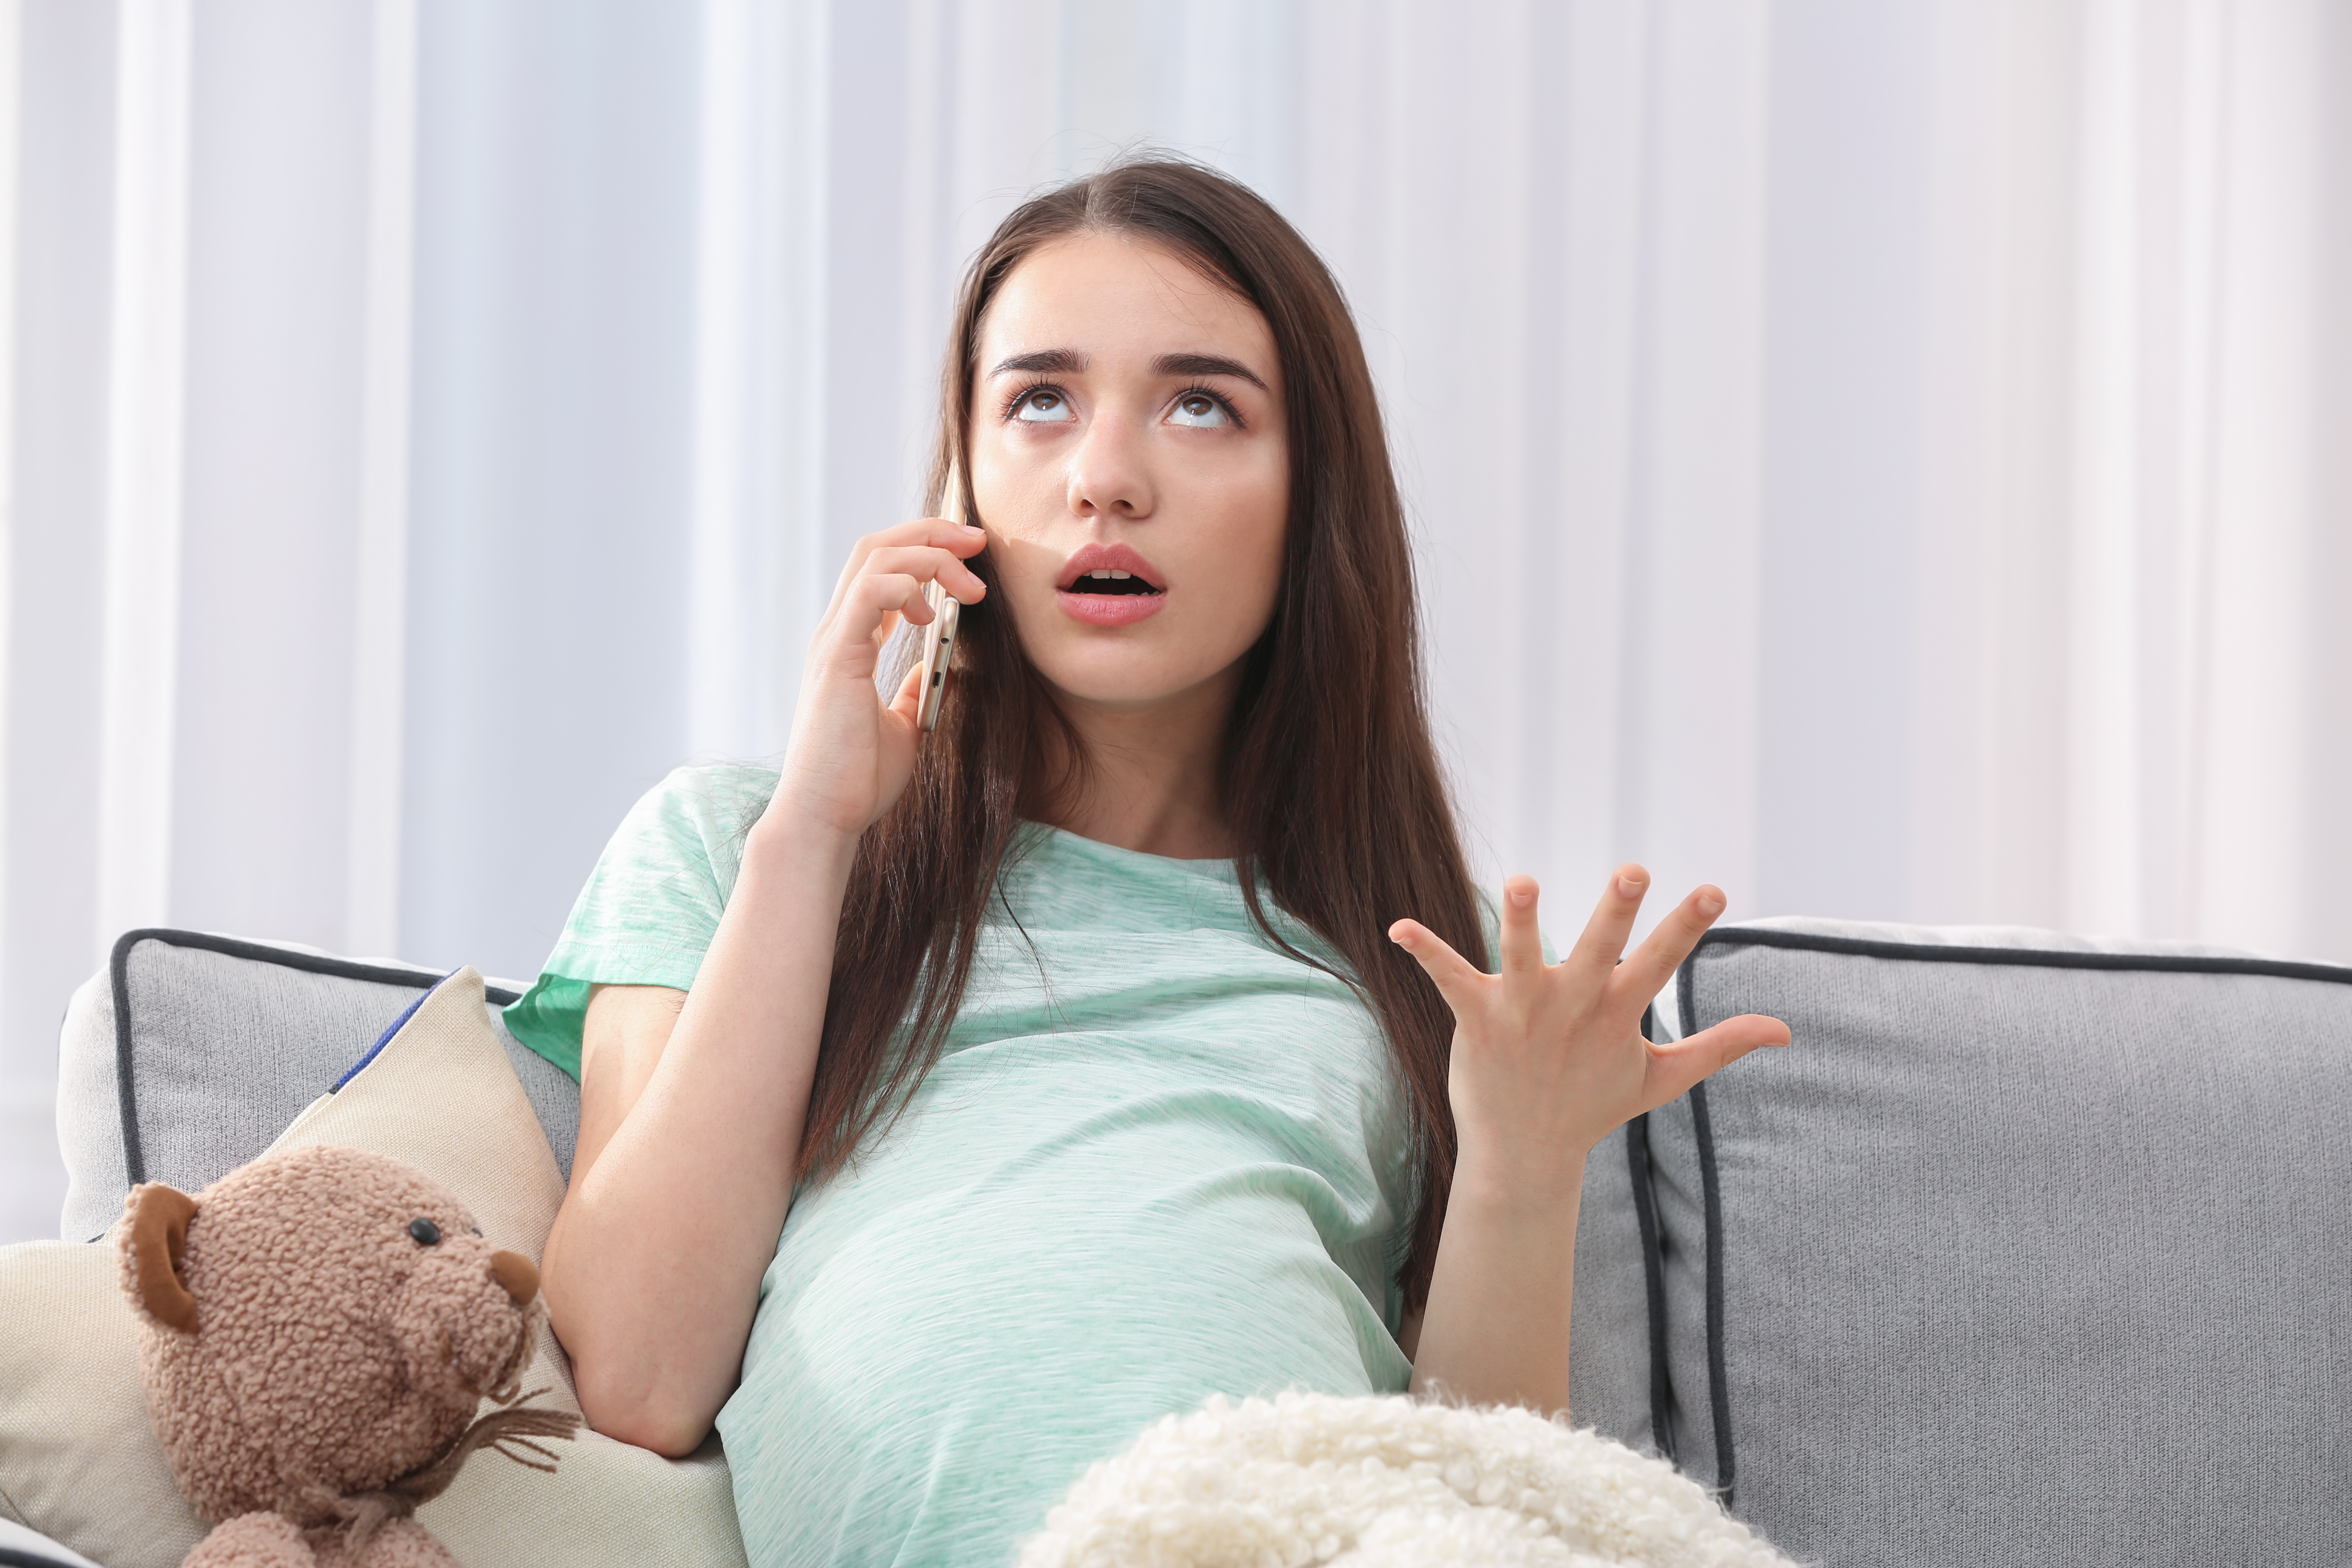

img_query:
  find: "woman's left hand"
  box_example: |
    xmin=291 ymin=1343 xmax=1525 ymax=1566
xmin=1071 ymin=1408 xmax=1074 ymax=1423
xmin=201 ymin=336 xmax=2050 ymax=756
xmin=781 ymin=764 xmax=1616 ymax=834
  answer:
xmin=1389 ymin=867 xmax=1790 ymax=1197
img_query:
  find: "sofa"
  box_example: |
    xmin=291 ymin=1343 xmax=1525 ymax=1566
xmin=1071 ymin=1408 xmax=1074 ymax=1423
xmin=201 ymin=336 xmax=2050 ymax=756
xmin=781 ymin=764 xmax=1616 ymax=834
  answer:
xmin=5 ymin=916 xmax=2349 ymax=1566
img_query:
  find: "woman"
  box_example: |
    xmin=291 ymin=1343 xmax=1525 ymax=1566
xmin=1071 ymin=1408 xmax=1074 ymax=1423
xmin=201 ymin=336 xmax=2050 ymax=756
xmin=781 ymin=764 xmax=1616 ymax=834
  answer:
xmin=510 ymin=158 xmax=1788 ymax=1565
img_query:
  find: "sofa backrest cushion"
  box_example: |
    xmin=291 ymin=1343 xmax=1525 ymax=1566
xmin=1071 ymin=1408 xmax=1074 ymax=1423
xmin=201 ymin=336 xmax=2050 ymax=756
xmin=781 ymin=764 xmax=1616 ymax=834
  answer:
xmin=56 ymin=930 xmax=575 ymax=1243
xmin=1568 ymin=917 xmax=2352 ymax=1568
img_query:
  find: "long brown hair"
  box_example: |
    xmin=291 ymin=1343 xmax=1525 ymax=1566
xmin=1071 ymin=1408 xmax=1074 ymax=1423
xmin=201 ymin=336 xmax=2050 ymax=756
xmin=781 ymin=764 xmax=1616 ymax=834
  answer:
xmin=802 ymin=158 xmax=1490 ymax=1312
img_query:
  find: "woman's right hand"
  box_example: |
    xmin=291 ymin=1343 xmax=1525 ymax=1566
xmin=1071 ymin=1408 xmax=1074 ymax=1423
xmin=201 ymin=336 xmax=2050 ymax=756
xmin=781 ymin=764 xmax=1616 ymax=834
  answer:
xmin=768 ymin=517 xmax=989 ymax=840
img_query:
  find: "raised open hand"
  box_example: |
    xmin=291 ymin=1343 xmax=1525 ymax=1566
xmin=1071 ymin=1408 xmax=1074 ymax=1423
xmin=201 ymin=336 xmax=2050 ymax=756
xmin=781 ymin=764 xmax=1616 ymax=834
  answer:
xmin=1389 ymin=868 xmax=1790 ymax=1197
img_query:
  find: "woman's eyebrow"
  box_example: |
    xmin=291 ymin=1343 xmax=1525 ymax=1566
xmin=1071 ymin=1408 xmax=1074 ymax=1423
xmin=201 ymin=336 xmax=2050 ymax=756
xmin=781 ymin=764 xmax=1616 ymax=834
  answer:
xmin=1152 ymin=352 xmax=1268 ymax=391
xmin=990 ymin=348 xmax=1087 ymax=376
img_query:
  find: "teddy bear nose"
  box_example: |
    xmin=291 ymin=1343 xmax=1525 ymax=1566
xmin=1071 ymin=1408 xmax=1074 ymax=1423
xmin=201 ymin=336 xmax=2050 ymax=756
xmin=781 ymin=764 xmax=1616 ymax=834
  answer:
xmin=488 ymin=1250 xmax=539 ymax=1307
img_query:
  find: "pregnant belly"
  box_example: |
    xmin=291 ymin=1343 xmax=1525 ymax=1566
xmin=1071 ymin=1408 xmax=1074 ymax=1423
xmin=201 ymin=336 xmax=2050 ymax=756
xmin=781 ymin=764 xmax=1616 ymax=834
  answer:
xmin=715 ymin=1157 xmax=1408 ymax=1567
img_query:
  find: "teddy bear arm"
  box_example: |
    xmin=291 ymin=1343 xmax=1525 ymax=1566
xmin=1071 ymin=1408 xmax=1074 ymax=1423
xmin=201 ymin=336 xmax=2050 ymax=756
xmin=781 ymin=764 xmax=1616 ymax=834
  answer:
xmin=182 ymin=1512 xmax=315 ymax=1568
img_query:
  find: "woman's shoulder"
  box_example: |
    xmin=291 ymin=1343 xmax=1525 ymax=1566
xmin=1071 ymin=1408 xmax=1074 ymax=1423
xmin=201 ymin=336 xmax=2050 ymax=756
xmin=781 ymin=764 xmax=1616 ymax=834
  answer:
xmin=618 ymin=761 xmax=778 ymax=850
xmin=580 ymin=762 xmax=779 ymax=920
xmin=504 ymin=762 xmax=778 ymax=1076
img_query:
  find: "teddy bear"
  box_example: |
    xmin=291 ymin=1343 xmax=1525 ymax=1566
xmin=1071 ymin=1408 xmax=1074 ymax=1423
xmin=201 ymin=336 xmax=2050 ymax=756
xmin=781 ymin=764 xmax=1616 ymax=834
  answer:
xmin=117 ymin=1143 xmax=580 ymax=1568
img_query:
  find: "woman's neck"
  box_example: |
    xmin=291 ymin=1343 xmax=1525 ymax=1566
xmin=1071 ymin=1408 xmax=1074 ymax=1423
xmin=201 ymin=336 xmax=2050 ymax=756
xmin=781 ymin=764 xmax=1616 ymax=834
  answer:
xmin=1038 ymin=665 xmax=1241 ymax=860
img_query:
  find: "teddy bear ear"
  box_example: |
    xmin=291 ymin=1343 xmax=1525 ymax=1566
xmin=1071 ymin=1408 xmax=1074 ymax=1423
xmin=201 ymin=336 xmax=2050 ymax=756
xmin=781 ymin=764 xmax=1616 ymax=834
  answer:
xmin=119 ymin=1183 xmax=200 ymax=1333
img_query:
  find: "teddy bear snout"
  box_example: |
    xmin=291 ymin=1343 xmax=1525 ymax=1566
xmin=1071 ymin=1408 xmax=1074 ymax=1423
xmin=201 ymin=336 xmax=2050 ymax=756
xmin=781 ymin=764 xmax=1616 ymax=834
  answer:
xmin=489 ymin=1249 xmax=538 ymax=1307
xmin=392 ymin=1238 xmax=543 ymax=1404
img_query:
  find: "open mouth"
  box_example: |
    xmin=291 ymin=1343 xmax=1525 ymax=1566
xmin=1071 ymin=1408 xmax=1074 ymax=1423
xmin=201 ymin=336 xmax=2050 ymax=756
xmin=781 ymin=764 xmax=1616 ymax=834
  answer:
xmin=1055 ymin=543 xmax=1169 ymax=625
xmin=1055 ymin=543 xmax=1167 ymax=595
xmin=1064 ymin=569 xmax=1162 ymax=598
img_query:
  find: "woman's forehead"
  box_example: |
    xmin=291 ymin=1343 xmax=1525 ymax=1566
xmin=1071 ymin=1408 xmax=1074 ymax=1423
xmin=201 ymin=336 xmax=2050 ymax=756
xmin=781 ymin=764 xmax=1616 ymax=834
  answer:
xmin=980 ymin=231 xmax=1276 ymax=378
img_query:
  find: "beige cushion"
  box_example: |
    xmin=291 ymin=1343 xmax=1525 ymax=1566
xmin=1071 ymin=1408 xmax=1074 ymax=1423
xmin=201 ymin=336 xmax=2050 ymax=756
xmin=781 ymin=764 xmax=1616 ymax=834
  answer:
xmin=0 ymin=968 xmax=748 ymax=1568
xmin=0 ymin=1239 xmax=199 ymax=1564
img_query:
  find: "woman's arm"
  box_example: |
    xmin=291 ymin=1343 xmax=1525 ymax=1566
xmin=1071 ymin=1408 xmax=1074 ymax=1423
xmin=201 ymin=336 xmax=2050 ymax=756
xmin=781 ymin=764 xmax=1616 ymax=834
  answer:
xmin=539 ymin=819 xmax=856 ymax=1455
xmin=1391 ymin=870 xmax=1790 ymax=1417
xmin=539 ymin=514 xmax=988 ymax=1457
xmin=1396 ymin=1169 xmax=1582 ymax=1412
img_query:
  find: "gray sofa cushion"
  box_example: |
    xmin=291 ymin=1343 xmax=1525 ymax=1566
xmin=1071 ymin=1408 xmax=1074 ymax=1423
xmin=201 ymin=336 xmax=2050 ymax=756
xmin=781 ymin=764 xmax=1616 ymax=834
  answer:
xmin=1568 ymin=917 xmax=2352 ymax=1567
xmin=56 ymin=930 xmax=576 ymax=1243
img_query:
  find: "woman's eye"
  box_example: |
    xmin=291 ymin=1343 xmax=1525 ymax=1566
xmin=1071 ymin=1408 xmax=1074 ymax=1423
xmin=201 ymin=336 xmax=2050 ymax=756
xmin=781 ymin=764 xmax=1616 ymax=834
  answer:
xmin=1015 ymin=388 xmax=1075 ymax=423
xmin=1168 ymin=392 xmax=1231 ymax=428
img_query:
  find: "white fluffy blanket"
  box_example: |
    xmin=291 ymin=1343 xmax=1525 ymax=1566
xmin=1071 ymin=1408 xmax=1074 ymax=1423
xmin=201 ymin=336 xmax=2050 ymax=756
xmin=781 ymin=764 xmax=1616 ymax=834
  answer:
xmin=1020 ymin=1392 xmax=1794 ymax=1568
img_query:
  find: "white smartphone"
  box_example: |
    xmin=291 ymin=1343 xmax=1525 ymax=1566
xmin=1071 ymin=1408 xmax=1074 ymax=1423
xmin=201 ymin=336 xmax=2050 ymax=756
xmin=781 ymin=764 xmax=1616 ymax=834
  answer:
xmin=914 ymin=459 xmax=965 ymax=733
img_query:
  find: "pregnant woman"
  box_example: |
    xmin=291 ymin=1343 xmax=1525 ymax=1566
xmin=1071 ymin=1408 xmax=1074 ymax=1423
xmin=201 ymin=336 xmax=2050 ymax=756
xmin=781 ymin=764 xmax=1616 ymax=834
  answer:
xmin=509 ymin=158 xmax=1788 ymax=1565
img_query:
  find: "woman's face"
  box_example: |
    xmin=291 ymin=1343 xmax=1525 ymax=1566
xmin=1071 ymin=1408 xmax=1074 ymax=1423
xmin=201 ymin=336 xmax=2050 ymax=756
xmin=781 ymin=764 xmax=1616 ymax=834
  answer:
xmin=968 ymin=230 xmax=1289 ymax=713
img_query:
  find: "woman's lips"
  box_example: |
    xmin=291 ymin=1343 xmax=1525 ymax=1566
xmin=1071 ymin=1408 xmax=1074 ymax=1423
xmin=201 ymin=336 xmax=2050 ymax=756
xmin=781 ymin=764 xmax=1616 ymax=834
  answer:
xmin=1055 ymin=541 xmax=1166 ymax=591
xmin=1056 ymin=586 xmax=1167 ymax=626
xmin=1056 ymin=541 xmax=1167 ymax=625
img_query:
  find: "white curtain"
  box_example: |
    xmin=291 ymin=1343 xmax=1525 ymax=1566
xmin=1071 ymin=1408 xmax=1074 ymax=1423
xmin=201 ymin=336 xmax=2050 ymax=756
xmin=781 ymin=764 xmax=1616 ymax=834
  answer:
xmin=4 ymin=0 xmax=2346 ymax=1241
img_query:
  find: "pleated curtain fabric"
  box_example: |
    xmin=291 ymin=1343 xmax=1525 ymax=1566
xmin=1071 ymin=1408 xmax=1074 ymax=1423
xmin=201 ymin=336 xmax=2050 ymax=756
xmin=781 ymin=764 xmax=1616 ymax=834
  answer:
xmin=2 ymin=0 xmax=2348 ymax=1243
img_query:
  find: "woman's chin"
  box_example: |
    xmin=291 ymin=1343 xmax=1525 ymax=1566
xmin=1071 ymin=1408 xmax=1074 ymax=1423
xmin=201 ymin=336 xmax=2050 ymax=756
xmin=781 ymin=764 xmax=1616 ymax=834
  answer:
xmin=1031 ymin=653 xmax=1236 ymax=715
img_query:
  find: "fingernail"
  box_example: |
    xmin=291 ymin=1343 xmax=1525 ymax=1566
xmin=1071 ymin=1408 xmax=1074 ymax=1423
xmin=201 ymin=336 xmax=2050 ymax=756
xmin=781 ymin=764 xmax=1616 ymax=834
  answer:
xmin=1510 ymin=886 xmax=1534 ymax=907
xmin=1699 ymin=892 xmax=1726 ymax=916
xmin=1618 ymin=875 xmax=1645 ymax=897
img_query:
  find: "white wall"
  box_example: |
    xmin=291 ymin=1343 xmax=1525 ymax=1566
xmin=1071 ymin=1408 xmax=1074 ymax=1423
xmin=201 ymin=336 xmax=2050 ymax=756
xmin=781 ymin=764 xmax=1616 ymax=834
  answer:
xmin=4 ymin=0 xmax=2347 ymax=1242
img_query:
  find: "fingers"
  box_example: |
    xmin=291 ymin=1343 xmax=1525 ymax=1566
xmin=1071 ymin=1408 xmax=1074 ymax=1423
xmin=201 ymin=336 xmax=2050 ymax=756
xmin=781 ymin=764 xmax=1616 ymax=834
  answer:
xmin=817 ymin=574 xmax=934 ymax=677
xmin=855 ymin=573 xmax=933 ymax=624
xmin=1497 ymin=875 xmax=1545 ymax=980
xmin=1564 ymin=864 xmax=1650 ymax=978
xmin=1642 ymin=1013 xmax=1791 ymax=1110
xmin=884 ymin=658 xmax=927 ymax=727
xmin=1616 ymin=884 xmax=1728 ymax=1005
xmin=863 ymin=543 xmax=989 ymax=606
xmin=824 ymin=519 xmax=989 ymax=620
xmin=834 ymin=540 xmax=983 ymax=645
xmin=1389 ymin=919 xmax=1488 ymax=1016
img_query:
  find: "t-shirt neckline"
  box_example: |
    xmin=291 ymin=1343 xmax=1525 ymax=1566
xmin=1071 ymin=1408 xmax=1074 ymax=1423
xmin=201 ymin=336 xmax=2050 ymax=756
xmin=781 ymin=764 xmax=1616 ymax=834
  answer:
xmin=1014 ymin=819 xmax=1243 ymax=883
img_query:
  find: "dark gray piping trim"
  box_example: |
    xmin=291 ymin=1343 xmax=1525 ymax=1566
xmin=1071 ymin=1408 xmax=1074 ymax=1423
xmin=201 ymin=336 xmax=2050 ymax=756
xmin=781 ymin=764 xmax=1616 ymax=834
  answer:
xmin=1630 ymin=1004 xmax=1677 ymax=1462
xmin=1625 ymin=1109 xmax=1675 ymax=1463
xmin=1693 ymin=927 xmax=2352 ymax=985
xmin=0 ymin=1546 xmax=93 ymax=1568
xmin=1689 ymin=1079 xmax=1734 ymax=1507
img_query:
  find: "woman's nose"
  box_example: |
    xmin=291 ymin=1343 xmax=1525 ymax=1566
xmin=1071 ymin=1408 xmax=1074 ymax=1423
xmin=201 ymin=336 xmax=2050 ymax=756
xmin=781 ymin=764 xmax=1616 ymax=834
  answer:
xmin=1066 ymin=419 xmax=1155 ymax=520
xmin=488 ymin=1249 xmax=539 ymax=1307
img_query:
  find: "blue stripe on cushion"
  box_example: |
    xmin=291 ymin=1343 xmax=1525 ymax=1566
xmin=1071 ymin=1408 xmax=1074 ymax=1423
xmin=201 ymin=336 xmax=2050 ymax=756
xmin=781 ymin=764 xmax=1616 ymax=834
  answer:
xmin=332 ymin=973 xmax=454 ymax=1091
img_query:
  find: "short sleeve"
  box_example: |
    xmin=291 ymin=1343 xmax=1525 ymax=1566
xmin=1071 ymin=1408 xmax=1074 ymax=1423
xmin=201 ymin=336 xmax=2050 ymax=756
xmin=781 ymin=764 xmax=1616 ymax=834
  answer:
xmin=502 ymin=763 xmax=779 ymax=1078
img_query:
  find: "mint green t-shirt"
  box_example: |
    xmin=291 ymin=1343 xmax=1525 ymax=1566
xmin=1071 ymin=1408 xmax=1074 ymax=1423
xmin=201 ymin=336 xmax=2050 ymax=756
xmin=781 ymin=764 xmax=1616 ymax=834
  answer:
xmin=508 ymin=764 xmax=1439 ymax=1567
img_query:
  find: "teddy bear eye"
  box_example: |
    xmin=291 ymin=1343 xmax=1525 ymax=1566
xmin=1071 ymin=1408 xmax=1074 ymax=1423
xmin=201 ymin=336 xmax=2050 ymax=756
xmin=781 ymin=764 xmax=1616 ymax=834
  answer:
xmin=408 ymin=1217 xmax=442 ymax=1245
